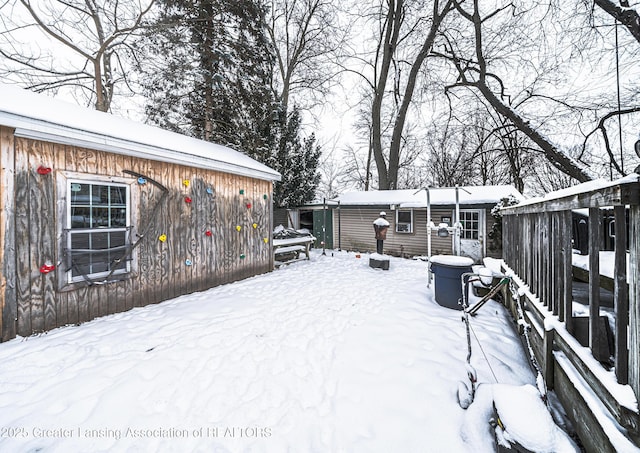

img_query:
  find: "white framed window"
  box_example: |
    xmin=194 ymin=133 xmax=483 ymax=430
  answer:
xmin=396 ymin=209 xmax=413 ymax=233
xmin=62 ymin=174 xmax=134 ymax=284
xmin=460 ymin=210 xmax=480 ymax=240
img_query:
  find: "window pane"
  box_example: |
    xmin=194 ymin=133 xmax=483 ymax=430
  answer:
xmin=109 ymin=231 xmax=126 ymax=247
xmin=71 ymin=207 xmax=92 ymax=228
xmin=460 ymin=212 xmax=480 ymax=240
xmin=92 ymin=207 xmax=110 ymax=227
xmin=71 ymin=232 xmax=90 ymax=249
xmin=70 ymin=183 xmax=91 ymax=204
xmin=67 ymin=180 xmax=130 ymax=281
xmin=110 ymin=186 xmax=127 ymax=206
xmin=92 ymin=185 xmax=110 ymax=206
xmin=398 ymin=211 xmax=411 ymax=223
xmin=69 ymin=230 xmax=128 ymax=278
xmin=111 ymin=208 xmax=127 ymax=227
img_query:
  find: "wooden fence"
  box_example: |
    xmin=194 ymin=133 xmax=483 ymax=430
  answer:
xmin=500 ymin=176 xmax=639 ymax=452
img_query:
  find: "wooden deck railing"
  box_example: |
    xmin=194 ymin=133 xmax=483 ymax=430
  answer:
xmin=500 ymin=176 xmax=640 ymax=451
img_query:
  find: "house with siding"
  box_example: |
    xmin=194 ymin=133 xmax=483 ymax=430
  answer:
xmin=294 ymin=186 xmax=523 ymax=262
xmin=0 ymin=84 xmax=280 ymax=341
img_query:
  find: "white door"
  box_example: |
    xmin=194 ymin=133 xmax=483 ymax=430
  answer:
xmin=458 ymin=209 xmax=484 ymax=263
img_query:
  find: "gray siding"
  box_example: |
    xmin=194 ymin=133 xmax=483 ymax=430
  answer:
xmin=333 ymin=207 xmax=455 ymax=257
xmin=333 ymin=205 xmax=499 ymax=259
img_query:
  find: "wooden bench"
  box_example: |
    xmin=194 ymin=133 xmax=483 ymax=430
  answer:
xmin=273 ymin=236 xmax=315 ymax=266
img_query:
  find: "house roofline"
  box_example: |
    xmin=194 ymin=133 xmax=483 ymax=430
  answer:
xmin=0 ymin=85 xmax=281 ymax=182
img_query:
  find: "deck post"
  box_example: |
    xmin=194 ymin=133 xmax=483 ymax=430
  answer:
xmin=543 ymin=325 xmax=555 ymax=390
xmin=588 ymin=207 xmax=602 ymax=358
xmin=629 ymin=205 xmax=640 ymax=402
xmin=613 ymin=205 xmax=628 ymax=384
xmin=561 ymin=210 xmax=573 ymax=331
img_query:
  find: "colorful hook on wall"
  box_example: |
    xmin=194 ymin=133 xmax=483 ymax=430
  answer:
xmin=183 ymin=179 xmax=190 ymax=188
xmin=263 ymin=194 xmax=268 ymax=200
xmin=240 ymin=253 xmax=246 ymax=260
xmin=206 ymin=187 xmax=214 ymax=195
xmin=239 ymin=189 xmax=245 ymax=195
xmin=263 ymin=237 xmax=269 ymax=244
xmin=39 ymin=263 xmax=55 ymax=274
xmin=158 ymin=234 xmax=167 ymax=242
xmin=246 ymin=203 xmax=252 ymax=209
xmin=185 ymin=259 xmax=193 ymax=266
xmin=185 ymin=197 xmax=192 ymax=204
xmin=37 ymin=166 xmax=52 ymax=175
xmin=236 ymin=225 xmax=242 ymax=232
xmin=205 ymin=230 xmax=212 ymax=237
xmin=252 ymin=223 xmax=258 ymax=229
xmin=137 ymin=177 xmax=147 ymax=185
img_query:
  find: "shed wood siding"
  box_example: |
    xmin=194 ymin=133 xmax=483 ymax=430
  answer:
xmin=4 ymin=135 xmax=273 ymax=339
xmin=0 ymin=127 xmax=16 ymax=341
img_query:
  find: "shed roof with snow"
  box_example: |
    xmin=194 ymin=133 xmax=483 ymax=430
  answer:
xmin=337 ymin=185 xmax=524 ymax=207
xmin=0 ymin=84 xmax=280 ymax=181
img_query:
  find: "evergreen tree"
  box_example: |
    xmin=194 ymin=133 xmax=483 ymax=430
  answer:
xmin=138 ymin=0 xmax=321 ymax=207
xmin=273 ymin=107 xmax=321 ymax=208
xmin=139 ymin=0 xmax=277 ymax=156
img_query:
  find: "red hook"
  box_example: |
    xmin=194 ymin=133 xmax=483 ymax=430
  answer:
xmin=205 ymin=230 xmax=212 ymax=237
xmin=185 ymin=197 xmax=192 ymax=204
xmin=37 ymin=166 xmax=52 ymax=175
xmin=39 ymin=264 xmax=55 ymax=274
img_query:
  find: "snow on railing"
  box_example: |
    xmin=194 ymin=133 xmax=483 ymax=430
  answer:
xmin=500 ymin=175 xmax=640 ymax=448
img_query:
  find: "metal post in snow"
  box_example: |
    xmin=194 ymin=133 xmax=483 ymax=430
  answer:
xmin=455 ymin=185 xmax=461 ymax=256
xmin=322 ymin=197 xmax=327 ymax=256
xmin=427 ymin=188 xmax=432 ymax=286
xmin=337 ymin=201 xmax=341 ymax=251
xmin=427 ymin=188 xmax=432 ymax=256
xmin=414 ymin=187 xmax=433 ymax=286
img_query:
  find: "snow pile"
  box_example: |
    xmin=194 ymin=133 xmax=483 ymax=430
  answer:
xmin=0 ymin=251 xmax=565 ymax=452
xmin=493 ymin=384 xmax=579 ymax=452
xmin=430 ymin=254 xmax=474 ymax=267
xmin=572 ymin=250 xmax=630 ymax=280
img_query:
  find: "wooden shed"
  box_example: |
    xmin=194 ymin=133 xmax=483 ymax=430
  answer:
xmin=0 ymin=85 xmax=280 ymax=342
xmin=309 ymin=186 xmax=523 ymax=262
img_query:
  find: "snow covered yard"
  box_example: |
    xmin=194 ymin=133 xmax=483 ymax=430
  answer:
xmin=0 ymin=251 xmax=565 ymax=452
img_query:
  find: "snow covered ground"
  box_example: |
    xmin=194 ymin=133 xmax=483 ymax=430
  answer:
xmin=0 ymin=251 xmax=577 ymax=452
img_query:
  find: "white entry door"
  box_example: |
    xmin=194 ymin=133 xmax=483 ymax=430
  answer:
xmin=458 ymin=209 xmax=484 ymax=263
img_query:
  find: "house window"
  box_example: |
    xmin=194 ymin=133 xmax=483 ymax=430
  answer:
xmin=396 ymin=209 xmax=413 ymax=233
xmin=460 ymin=211 xmax=480 ymax=240
xmin=65 ymin=179 xmax=132 ymax=283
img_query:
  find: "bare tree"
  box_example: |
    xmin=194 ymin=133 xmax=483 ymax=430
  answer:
xmin=592 ymin=0 xmax=640 ymax=44
xmin=432 ymin=0 xmax=640 ymax=186
xmin=315 ymin=139 xmax=357 ymax=199
xmin=266 ymin=0 xmax=346 ymax=117
xmin=0 ymin=0 xmax=156 ymax=111
xmin=344 ymin=0 xmax=455 ymax=190
xmin=422 ymin=122 xmax=475 ymax=187
xmin=340 ymin=143 xmax=374 ymax=191
xmin=434 ymin=0 xmax=606 ymax=183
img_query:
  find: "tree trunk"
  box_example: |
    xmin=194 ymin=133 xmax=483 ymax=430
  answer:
xmin=594 ymin=0 xmax=640 ymax=45
xmin=387 ymin=0 xmax=453 ymax=189
xmin=475 ymin=81 xmax=594 ymax=183
xmin=371 ymin=0 xmax=402 ymax=190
